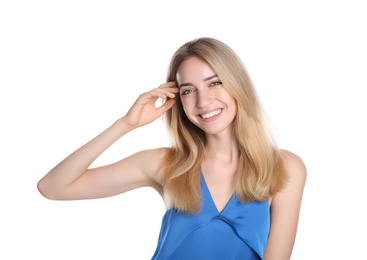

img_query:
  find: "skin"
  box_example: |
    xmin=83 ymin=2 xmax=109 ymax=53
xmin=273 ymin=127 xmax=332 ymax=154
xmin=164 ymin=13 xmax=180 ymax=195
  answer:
xmin=38 ymin=56 xmax=306 ymax=260
xmin=177 ymin=56 xmax=239 ymax=212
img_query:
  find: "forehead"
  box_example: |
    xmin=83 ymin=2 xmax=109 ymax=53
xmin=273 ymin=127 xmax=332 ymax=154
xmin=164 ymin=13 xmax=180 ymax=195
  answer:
xmin=176 ymin=56 xmax=216 ymax=83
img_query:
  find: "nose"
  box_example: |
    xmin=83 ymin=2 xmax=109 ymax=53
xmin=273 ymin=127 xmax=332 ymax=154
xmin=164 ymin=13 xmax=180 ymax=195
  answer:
xmin=196 ymin=89 xmax=213 ymax=108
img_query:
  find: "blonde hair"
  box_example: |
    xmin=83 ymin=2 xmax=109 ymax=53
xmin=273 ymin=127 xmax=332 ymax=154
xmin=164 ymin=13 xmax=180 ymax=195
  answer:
xmin=161 ymin=38 xmax=287 ymax=214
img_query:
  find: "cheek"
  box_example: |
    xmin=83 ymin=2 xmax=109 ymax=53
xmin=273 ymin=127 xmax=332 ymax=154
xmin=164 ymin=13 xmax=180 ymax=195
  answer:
xmin=229 ymin=96 xmax=237 ymax=109
xmin=180 ymin=100 xmax=190 ymax=119
xmin=231 ymin=101 xmax=238 ymax=115
xmin=180 ymin=97 xmax=195 ymax=115
xmin=219 ymin=90 xmax=236 ymax=106
xmin=225 ymin=95 xmax=238 ymax=115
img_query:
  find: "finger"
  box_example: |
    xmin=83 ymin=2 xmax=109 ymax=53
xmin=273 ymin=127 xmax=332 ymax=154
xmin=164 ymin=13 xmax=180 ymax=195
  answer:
xmin=158 ymin=81 xmax=177 ymax=89
xmin=168 ymin=87 xmax=180 ymax=93
xmin=164 ymin=89 xmax=178 ymax=99
xmin=156 ymin=98 xmax=176 ymax=114
xmin=151 ymin=88 xmax=177 ymax=99
xmin=161 ymin=87 xmax=179 ymax=97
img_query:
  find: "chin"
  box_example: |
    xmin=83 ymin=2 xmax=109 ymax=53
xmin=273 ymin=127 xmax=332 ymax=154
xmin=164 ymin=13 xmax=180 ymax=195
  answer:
xmin=197 ymin=125 xmax=232 ymax=136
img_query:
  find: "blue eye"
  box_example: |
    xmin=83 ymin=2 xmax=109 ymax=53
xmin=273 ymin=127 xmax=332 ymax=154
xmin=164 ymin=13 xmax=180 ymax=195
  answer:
xmin=211 ymin=81 xmax=222 ymax=86
xmin=181 ymin=89 xmax=193 ymax=95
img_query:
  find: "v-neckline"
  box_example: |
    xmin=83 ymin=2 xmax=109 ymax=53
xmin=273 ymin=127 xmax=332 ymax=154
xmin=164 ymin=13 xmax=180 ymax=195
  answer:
xmin=201 ymin=172 xmax=236 ymax=214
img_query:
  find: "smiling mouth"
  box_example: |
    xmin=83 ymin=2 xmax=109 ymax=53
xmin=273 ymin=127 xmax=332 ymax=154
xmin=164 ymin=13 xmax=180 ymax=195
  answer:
xmin=199 ymin=109 xmax=222 ymax=119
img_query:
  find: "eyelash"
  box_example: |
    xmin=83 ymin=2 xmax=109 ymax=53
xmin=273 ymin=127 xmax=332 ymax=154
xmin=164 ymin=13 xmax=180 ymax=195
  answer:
xmin=181 ymin=81 xmax=222 ymax=96
xmin=211 ymin=81 xmax=222 ymax=86
xmin=181 ymin=89 xmax=193 ymax=95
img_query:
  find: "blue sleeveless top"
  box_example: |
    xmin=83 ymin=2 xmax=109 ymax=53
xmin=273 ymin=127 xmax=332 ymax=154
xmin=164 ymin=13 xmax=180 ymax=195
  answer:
xmin=152 ymin=173 xmax=270 ymax=259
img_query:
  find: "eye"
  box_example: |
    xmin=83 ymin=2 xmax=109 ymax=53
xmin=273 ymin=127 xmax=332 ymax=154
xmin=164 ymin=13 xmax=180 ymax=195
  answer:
xmin=181 ymin=89 xmax=194 ymax=96
xmin=210 ymin=81 xmax=222 ymax=86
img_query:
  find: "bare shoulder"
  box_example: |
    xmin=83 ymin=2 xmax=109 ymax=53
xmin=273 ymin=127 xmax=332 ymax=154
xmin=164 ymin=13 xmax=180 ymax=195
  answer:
xmin=264 ymin=153 xmax=307 ymax=257
xmin=280 ymin=149 xmax=307 ymax=186
xmin=137 ymin=147 xmax=169 ymax=184
xmin=137 ymin=146 xmax=168 ymax=160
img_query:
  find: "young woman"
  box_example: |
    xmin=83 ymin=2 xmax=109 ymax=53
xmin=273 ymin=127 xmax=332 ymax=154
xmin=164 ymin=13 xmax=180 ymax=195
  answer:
xmin=38 ymin=38 xmax=306 ymax=259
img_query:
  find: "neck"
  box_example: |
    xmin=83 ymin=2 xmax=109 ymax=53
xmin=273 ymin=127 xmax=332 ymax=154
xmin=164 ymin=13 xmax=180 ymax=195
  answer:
xmin=204 ymin=129 xmax=239 ymax=163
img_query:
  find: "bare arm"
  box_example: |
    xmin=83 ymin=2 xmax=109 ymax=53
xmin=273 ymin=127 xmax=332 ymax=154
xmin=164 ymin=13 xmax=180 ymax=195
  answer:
xmin=263 ymin=150 xmax=307 ymax=260
xmin=37 ymin=82 xmax=179 ymax=200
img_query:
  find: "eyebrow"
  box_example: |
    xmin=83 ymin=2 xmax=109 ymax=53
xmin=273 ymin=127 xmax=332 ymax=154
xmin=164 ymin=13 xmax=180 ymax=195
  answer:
xmin=179 ymin=74 xmax=218 ymax=88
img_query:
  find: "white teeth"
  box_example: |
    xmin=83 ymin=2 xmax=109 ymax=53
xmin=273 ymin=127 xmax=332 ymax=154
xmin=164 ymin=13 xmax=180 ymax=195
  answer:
xmin=201 ymin=109 xmax=222 ymax=119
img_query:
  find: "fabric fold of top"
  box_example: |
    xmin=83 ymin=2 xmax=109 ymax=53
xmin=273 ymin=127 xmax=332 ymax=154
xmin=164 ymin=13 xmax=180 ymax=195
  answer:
xmin=152 ymin=173 xmax=270 ymax=260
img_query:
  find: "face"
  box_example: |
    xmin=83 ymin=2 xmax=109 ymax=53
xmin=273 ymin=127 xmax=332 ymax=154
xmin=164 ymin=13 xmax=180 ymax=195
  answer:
xmin=176 ymin=56 xmax=237 ymax=136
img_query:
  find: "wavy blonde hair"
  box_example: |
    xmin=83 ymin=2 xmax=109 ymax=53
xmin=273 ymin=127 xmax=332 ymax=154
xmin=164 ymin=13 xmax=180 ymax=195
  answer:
xmin=161 ymin=38 xmax=287 ymax=214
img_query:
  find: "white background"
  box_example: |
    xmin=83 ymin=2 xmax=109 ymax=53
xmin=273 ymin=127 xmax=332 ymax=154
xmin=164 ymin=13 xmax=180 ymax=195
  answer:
xmin=1 ymin=0 xmax=366 ymax=259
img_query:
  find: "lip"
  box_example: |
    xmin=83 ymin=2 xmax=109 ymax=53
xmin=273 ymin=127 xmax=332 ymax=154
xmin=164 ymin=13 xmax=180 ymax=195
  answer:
xmin=197 ymin=108 xmax=223 ymax=122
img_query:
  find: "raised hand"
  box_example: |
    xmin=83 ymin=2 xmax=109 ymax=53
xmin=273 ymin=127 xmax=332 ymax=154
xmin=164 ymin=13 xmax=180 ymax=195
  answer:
xmin=123 ymin=81 xmax=179 ymax=128
xmin=38 ymin=82 xmax=179 ymax=200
